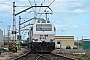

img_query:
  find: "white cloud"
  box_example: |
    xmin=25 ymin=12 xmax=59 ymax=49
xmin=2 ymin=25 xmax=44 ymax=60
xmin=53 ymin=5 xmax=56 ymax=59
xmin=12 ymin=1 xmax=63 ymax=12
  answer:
xmin=0 ymin=0 xmax=89 ymax=13
xmin=64 ymin=18 xmax=72 ymax=21
xmin=54 ymin=23 xmax=79 ymax=31
xmin=0 ymin=4 xmax=11 ymax=11
xmin=0 ymin=0 xmax=87 ymax=14
xmin=54 ymin=24 xmax=69 ymax=31
xmin=71 ymin=9 xmax=84 ymax=14
xmin=70 ymin=25 xmax=78 ymax=28
xmin=51 ymin=0 xmax=89 ymax=13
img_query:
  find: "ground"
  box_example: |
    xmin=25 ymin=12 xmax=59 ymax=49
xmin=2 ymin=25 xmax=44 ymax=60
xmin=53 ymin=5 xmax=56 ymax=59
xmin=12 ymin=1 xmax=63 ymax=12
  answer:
xmin=52 ymin=48 xmax=90 ymax=60
xmin=0 ymin=48 xmax=29 ymax=60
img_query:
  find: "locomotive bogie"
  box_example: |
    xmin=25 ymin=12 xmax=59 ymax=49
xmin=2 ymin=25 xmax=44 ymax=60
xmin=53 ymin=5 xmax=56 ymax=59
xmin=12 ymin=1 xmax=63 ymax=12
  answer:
xmin=30 ymin=42 xmax=55 ymax=53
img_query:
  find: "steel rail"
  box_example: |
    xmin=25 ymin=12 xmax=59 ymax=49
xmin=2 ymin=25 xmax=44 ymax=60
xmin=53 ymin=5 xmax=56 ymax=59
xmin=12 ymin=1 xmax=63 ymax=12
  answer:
xmin=12 ymin=51 xmax=75 ymax=60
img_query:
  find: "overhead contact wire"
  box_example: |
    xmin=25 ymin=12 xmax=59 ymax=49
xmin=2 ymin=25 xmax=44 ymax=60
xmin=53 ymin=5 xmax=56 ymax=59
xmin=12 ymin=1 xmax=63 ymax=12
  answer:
xmin=28 ymin=0 xmax=37 ymax=16
xmin=38 ymin=0 xmax=55 ymax=19
xmin=37 ymin=0 xmax=45 ymax=13
xmin=28 ymin=0 xmax=37 ymax=23
xmin=34 ymin=0 xmax=37 ymax=18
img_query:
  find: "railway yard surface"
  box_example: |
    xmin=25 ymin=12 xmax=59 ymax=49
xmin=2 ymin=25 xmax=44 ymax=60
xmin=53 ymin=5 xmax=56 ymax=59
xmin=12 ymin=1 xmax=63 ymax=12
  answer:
xmin=0 ymin=48 xmax=29 ymax=60
xmin=0 ymin=47 xmax=90 ymax=60
xmin=16 ymin=53 xmax=71 ymax=60
xmin=13 ymin=48 xmax=90 ymax=60
xmin=52 ymin=48 xmax=90 ymax=60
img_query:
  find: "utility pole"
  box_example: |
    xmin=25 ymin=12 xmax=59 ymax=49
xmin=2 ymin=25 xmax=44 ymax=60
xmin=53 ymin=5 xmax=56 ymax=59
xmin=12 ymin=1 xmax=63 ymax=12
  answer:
xmin=18 ymin=16 xmax=21 ymax=50
xmin=7 ymin=25 xmax=11 ymax=47
xmin=82 ymin=36 xmax=83 ymax=40
xmin=12 ymin=2 xmax=16 ymax=43
xmin=77 ymin=37 xmax=79 ymax=48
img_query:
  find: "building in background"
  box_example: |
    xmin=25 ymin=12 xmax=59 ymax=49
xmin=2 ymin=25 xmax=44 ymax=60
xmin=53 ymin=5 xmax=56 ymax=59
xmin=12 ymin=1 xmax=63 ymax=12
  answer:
xmin=54 ymin=36 xmax=74 ymax=49
xmin=0 ymin=29 xmax=4 ymax=46
xmin=82 ymin=38 xmax=90 ymax=50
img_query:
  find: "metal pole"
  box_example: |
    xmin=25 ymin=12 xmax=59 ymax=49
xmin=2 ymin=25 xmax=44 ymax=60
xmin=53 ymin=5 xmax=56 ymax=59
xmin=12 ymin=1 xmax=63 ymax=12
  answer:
xmin=45 ymin=10 xmax=48 ymax=20
xmin=82 ymin=36 xmax=83 ymax=40
xmin=77 ymin=37 xmax=79 ymax=48
xmin=12 ymin=2 xmax=16 ymax=43
xmin=19 ymin=16 xmax=21 ymax=50
xmin=45 ymin=10 xmax=47 ymax=20
xmin=7 ymin=25 xmax=11 ymax=47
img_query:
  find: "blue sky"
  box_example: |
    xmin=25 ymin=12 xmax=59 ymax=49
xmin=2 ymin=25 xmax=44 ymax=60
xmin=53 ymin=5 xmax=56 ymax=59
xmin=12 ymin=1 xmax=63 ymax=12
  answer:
xmin=0 ymin=0 xmax=90 ymax=40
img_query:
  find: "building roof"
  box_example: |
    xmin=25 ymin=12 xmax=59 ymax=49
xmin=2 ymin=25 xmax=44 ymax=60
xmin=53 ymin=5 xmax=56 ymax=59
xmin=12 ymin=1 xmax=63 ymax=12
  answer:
xmin=55 ymin=36 xmax=74 ymax=39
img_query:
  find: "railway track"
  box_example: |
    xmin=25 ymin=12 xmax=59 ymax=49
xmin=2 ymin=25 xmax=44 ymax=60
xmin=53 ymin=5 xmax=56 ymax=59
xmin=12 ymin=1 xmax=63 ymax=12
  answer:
xmin=12 ymin=51 xmax=74 ymax=60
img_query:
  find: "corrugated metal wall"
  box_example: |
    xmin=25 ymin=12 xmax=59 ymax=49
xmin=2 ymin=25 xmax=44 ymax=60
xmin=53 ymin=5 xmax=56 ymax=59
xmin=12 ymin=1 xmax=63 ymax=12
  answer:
xmin=82 ymin=40 xmax=90 ymax=50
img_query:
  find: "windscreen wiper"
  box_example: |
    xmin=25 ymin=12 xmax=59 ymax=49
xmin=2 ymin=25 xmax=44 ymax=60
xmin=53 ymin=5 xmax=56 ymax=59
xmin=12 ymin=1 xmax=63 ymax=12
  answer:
xmin=38 ymin=26 xmax=44 ymax=32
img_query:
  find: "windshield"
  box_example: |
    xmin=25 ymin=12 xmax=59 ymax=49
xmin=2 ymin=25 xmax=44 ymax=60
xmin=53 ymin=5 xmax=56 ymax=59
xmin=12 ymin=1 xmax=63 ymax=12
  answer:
xmin=36 ymin=24 xmax=52 ymax=31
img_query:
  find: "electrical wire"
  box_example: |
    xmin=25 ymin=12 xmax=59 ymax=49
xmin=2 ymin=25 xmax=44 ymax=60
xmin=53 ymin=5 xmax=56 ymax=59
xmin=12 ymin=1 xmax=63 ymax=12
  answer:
xmin=27 ymin=0 xmax=55 ymax=25
xmin=37 ymin=0 xmax=46 ymax=16
xmin=34 ymin=0 xmax=37 ymax=19
xmin=41 ymin=0 xmax=46 ymax=5
xmin=36 ymin=0 xmax=47 ymax=20
xmin=34 ymin=0 xmax=36 ymax=5
xmin=49 ymin=0 xmax=55 ymax=6
xmin=28 ymin=0 xmax=37 ymax=18
xmin=28 ymin=0 xmax=38 ymax=24
xmin=38 ymin=0 xmax=55 ymax=19
xmin=9 ymin=0 xmax=13 ymax=2
xmin=28 ymin=0 xmax=34 ymax=11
